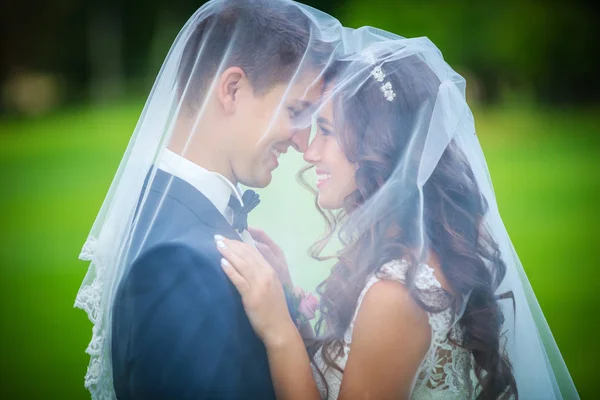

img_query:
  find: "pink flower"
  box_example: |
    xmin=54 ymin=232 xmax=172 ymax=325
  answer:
xmin=298 ymin=292 xmax=319 ymax=321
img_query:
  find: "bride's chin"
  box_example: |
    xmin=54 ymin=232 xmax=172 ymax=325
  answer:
xmin=317 ymin=194 xmax=337 ymax=211
xmin=316 ymin=195 xmax=328 ymax=210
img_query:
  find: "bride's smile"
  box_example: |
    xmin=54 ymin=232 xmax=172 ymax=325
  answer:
xmin=303 ymin=97 xmax=358 ymax=210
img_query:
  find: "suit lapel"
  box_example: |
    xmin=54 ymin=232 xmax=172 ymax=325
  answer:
xmin=148 ymin=168 xmax=241 ymax=240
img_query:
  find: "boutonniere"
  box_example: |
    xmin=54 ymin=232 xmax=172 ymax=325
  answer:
xmin=283 ymin=285 xmax=319 ymax=326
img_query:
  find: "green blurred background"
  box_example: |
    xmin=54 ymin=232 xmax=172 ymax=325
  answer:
xmin=0 ymin=0 xmax=598 ymax=399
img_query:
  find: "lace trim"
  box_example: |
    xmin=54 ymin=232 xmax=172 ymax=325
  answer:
xmin=79 ymin=235 xmax=97 ymax=261
xmin=74 ymin=235 xmax=116 ymax=400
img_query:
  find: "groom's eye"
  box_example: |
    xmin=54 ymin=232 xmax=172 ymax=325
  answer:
xmin=287 ymin=107 xmax=300 ymax=119
xmin=288 ymin=106 xmax=313 ymax=129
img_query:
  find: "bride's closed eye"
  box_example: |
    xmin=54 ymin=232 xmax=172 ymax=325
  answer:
xmin=317 ymin=117 xmax=334 ymax=136
xmin=319 ymin=126 xmax=333 ymax=136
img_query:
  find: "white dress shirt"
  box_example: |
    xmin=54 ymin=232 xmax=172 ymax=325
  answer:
xmin=157 ymin=148 xmax=254 ymax=244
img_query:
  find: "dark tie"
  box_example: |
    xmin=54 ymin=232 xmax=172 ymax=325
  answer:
xmin=228 ymin=190 xmax=260 ymax=233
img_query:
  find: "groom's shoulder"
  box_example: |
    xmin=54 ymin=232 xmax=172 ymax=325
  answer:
xmin=124 ymin=240 xmax=223 ymax=287
xmin=139 ymin=240 xmax=213 ymax=261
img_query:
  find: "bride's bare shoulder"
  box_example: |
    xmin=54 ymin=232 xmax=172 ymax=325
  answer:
xmin=340 ymin=278 xmax=431 ymax=397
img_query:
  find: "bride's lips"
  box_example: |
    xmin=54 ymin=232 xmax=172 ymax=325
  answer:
xmin=316 ymin=169 xmax=331 ymax=188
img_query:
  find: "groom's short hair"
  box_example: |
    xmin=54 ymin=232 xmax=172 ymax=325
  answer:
xmin=176 ymin=0 xmax=332 ymax=110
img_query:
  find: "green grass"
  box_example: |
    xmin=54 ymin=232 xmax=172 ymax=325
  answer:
xmin=0 ymin=102 xmax=597 ymax=399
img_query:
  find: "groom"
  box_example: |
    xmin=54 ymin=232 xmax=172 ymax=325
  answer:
xmin=110 ymin=1 xmax=332 ymax=399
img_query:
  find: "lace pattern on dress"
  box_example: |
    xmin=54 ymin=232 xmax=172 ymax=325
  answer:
xmin=312 ymin=259 xmax=477 ymax=399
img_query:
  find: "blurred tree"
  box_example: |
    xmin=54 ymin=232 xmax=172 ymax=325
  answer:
xmin=0 ymin=0 xmax=597 ymax=114
xmin=336 ymin=0 xmax=599 ymax=105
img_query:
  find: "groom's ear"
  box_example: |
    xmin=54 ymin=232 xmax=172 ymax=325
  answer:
xmin=217 ymin=67 xmax=246 ymax=114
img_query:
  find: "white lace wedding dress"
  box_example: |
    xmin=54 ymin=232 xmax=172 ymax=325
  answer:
xmin=312 ymin=260 xmax=479 ymax=399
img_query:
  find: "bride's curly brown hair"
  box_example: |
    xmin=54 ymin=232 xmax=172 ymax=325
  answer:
xmin=299 ymin=55 xmax=517 ymax=399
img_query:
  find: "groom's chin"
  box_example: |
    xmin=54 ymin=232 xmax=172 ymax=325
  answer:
xmin=256 ymin=172 xmax=272 ymax=188
xmin=241 ymin=171 xmax=272 ymax=189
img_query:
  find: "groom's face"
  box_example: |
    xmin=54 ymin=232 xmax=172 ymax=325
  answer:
xmin=229 ymin=72 xmax=323 ymax=188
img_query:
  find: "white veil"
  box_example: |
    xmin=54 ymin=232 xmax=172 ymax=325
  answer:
xmin=287 ymin=29 xmax=579 ymax=399
xmin=74 ymin=1 xmax=343 ymax=398
xmin=74 ymin=0 xmax=578 ymax=398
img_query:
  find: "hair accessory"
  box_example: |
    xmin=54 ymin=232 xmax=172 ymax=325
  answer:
xmin=364 ymin=51 xmax=395 ymax=102
xmin=381 ymin=81 xmax=396 ymax=101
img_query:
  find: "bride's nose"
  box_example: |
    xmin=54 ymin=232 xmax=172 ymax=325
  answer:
xmin=303 ymin=138 xmax=321 ymax=164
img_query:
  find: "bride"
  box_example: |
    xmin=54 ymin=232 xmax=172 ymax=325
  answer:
xmin=215 ymin=34 xmax=579 ymax=399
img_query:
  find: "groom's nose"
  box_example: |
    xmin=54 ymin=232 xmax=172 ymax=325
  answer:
xmin=290 ymin=127 xmax=310 ymax=153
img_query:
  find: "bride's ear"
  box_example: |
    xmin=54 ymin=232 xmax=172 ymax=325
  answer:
xmin=217 ymin=66 xmax=246 ymax=114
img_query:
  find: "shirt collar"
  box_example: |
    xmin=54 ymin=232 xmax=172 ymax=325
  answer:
xmin=156 ymin=148 xmax=244 ymax=217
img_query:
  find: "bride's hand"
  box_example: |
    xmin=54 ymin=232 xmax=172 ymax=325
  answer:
xmin=248 ymin=227 xmax=293 ymax=287
xmin=215 ymin=235 xmax=296 ymax=347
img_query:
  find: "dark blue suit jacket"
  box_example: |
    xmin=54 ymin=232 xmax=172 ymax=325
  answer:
xmin=111 ymin=169 xmax=275 ymax=399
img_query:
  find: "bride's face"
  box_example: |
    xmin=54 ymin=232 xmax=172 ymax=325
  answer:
xmin=303 ymin=98 xmax=357 ymax=210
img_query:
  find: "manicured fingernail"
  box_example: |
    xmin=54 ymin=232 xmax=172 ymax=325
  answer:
xmin=214 ymin=234 xmax=224 ymax=241
xmin=216 ymin=240 xmax=226 ymax=249
xmin=221 ymin=258 xmax=230 ymax=267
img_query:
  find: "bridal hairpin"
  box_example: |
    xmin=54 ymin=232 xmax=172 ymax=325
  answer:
xmin=380 ymin=81 xmax=396 ymax=102
xmin=371 ymin=65 xmax=385 ymax=82
xmin=364 ymin=51 xmax=396 ymax=102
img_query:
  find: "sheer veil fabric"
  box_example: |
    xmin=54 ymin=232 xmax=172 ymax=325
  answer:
xmin=74 ymin=1 xmax=577 ymax=398
xmin=302 ymin=31 xmax=578 ymax=399
xmin=74 ymin=1 xmax=342 ymax=397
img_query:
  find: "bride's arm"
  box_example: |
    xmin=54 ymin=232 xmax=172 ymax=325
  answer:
xmin=249 ymin=228 xmax=317 ymax=339
xmin=264 ymin=279 xmax=430 ymax=400
xmin=263 ymin=323 xmax=321 ymax=400
xmin=337 ymin=280 xmax=432 ymax=400
xmin=216 ymin=236 xmax=321 ymax=400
